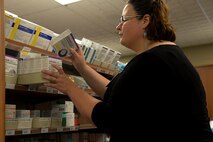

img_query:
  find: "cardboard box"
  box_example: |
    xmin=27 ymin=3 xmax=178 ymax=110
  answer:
xmin=16 ymin=110 xmax=30 ymax=118
xmin=62 ymin=112 xmax=75 ymax=127
xmin=29 ymin=26 xmax=55 ymax=50
xmin=51 ymin=118 xmax=62 ymax=128
xmin=50 ymin=29 xmax=79 ymax=57
xmin=32 ymin=117 xmax=51 ymax=128
xmin=5 ymin=118 xmax=17 ymax=130
xmin=8 ymin=17 xmax=36 ymax=44
xmin=5 ymin=104 xmax=16 ymax=119
xmin=5 ymin=55 xmax=18 ymax=89
xmin=17 ymin=56 xmax=62 ymax=84
xmin=17 ymin=118 xmax=33 ymax=129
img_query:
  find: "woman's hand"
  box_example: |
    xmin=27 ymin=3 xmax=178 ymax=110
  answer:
xmin=68 ymin=47 xmax=87 ymax=72
xmin=41 ymin=64 xmax=75 ymax=95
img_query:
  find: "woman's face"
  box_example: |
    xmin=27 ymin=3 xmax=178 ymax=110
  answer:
xmin=116 ymin=4 xmax=144 ymax=51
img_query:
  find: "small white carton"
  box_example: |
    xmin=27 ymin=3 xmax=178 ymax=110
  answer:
xmin=32 ymin=117 xmax=51 ymax=128
xmin=5 ymin=55 xmax=18 ymax=89
xmin=17 ymin=118 xmax=33 ymax=129
xmin=5 ymin=118 xmax=18 ymax=130
xmin=8 ymin=17 xmax=36 ymax=44
xmin=29 ymin=26 xmax=55 ymax=50
xmin=4 ymin=11 xmax=18 ymax=38
xmin=17 ymin=56 xmax=62 ymax=84
xmin=50 ymin=29 xmax=79 ymax=57
xmin=16 ymin=110 xmax=31 ymax=118
xmin=5 ymin=104 xmax=16 ymax=119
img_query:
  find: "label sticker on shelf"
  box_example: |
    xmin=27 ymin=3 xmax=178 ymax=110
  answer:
xmin=104 ymin=70 xmax=109 ymax=74
xmin=41 ymin=128 xmax=48 ymax=133
xmin=22 ymin=46 xmax=31 ymax=52
xmin=96 ymin=67 xmax=101 ymax=72
xmin=70 ymin=126 xmax=76 ymax=131
xmin=6 ymin=130 xmax=15 ymax=136
xmin=75 ymin=125 xmax=79 ymax=129
xmin=57 ymin=128 xmax=63 ymax=132
xmin=22 ymin=129 xmax=31 ymax=135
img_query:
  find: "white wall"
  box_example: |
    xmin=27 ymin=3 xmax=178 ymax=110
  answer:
xmin=182 ymin=43 xmax=213 ymax=67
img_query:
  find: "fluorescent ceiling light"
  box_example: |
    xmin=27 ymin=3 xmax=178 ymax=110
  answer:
xmin=54 ymin=0 xmax=81 ymax=5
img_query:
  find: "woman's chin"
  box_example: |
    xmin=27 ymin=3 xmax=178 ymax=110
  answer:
xmin=120 ymin=39 xmax=124 ymax=45
xmin=120 ymin=40 xmax=127 ymax=47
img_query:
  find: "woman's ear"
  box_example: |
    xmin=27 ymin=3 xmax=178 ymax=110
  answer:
xmin=141 ymin=14 xmax=150 ymax=28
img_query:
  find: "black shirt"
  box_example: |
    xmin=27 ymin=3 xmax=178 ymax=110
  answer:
xmin=92 ymin=45 xmax=213 ymax=142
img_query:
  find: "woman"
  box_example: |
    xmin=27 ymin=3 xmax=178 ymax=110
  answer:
xmin=42 ymin=0 xmax=213 ymax=141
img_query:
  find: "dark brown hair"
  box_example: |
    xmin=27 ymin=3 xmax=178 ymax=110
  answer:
xmin=127 ymin=0 xmax=176 ymax=42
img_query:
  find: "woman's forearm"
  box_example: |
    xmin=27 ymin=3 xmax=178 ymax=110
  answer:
xmin=66 ymin=84 xmax=101 ymax=122
xmin=77 ymin=64 xmax=110 ymax=98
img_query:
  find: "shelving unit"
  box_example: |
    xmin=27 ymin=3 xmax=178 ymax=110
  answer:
xmin=5 ymin=38 xmax=115 ymax=76
xmin=5 ymin=88 xmax=98 ymax=139
xmin=1 ymin=2 xmax=113 ymax=141
xmin=5 ymin=124 xmax=97 ymax=137
xmin=6 ymin=86 xmax=96 ymax=106
xmin=3 ymin=39 xmax=112 ymax=141
xmin=5 ymin=126 xmax=79 ymax=136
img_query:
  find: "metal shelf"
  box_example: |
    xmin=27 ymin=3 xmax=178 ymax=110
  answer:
xmin=5 ymin=126 xmax=79 ymax=136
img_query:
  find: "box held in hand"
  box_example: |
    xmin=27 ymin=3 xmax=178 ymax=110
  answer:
xmin=50 ymin=29 xmax=79 ymax=57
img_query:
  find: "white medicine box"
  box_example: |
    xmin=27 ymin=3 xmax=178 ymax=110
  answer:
xmin=29 ymin=26 xmax=55 ymax=50
xmin=7 ymin=17 xmax=36 ymax=44
xmin=5 ymin=55 xmax=18 ymax=89
xmin=17 ymin=56 xmax=62 ymax=84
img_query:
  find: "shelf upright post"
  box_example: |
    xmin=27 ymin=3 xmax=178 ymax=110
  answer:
xmin=0 ymin=0 xmax=5 ymax=141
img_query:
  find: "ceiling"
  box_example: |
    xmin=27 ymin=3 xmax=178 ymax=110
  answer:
xmin=4 ymin=0 xmax=213 ymax=57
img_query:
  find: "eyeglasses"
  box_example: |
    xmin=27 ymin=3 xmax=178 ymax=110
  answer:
xmin=120 ymin=15 xmax=142 ymax=23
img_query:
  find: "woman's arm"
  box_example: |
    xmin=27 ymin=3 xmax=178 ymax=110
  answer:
xmin=69 ymin=48 xmax=110 ymax=98
xmin=76 ymin=64 xmax=110 ymax=98
xmin=42 ymin=64 xmax=102 ymax=122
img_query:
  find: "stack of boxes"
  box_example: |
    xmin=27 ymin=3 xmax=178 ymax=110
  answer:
xmin=5 ymin=101 xmax=75 ymax=130
xmin=5 ymin=104 xmax=17 ymax=130
xmin=17 ymin=56 xmax=62 ymax=85
xmin=7 ymin=17 xmax=36 ymax=45
xmin=5 ymin=11 xmax=62 ymax=91
xmin=16 ymin=110 xmax=33 ymax=129
xmin=81 ymin=37 xmax=121 ymax=70
xmin=5 ymin=11 xmax=122 ymax=71
xmin=4 ymin=11 xmax=18 ymax=38
xmin=5 ymin=55 xmax=18 ymax=89
xmin=5 ymin=11 xmax=56 ymax=50
xmin=5 ymin=11 xmax=122 ymax=90
xmin=4 ymin=11 xmax=123 ymax=135
xmin=51 ymin=101 xmax=75 ymax=128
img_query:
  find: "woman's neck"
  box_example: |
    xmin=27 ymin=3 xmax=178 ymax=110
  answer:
xmin=136 ymin=40 xmax=176 ymax=55
xmin=147 ymin=40 xmax=176 ymax=50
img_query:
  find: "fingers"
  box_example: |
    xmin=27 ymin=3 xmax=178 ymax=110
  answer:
xmin=51 ymin=64 xmax=64 ymax=75
xmin=41 ymin=64 xmax=65 ymax=84
xmin=42 ymin=69 xmax=58 ymax=78
xmin=70 ymin=47 xmax=83 ymax=56
xmin=69 ymin=48 xmax=78 ymax=57
xmin=42 ymin=71 xmax=57 ymax=81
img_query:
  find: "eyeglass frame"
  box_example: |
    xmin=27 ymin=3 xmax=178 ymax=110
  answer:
xmin=120 ymin=15 xmax=143 ymax=23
